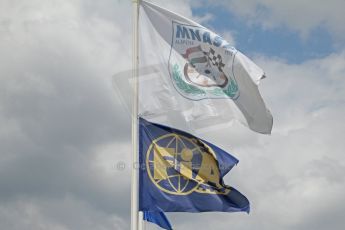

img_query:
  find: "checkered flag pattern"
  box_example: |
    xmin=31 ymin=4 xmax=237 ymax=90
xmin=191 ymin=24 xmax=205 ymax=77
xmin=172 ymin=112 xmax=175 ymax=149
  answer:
xmin=204 ymin=48 xmax=225 ymax=72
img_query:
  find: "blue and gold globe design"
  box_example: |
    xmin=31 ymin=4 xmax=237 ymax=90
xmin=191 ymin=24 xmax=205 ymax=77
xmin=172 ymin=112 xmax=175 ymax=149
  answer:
xmin=139 ymin=118 xmax=249 ymax=213
xmin=146 ymin=133 xmax=224 ymax=195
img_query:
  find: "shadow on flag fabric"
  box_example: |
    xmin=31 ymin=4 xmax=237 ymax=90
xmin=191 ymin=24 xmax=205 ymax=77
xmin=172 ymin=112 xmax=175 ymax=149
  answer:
xmin=139 ymin=118 xmax=250 ymax=213
xmin=143 ymin=211 xmax=173 ymax=230
xmin=137 ymin=1 xmax=273 ymax=134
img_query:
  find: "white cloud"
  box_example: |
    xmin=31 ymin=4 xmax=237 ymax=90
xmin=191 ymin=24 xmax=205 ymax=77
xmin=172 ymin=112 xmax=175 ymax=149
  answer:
xmin=0 ymin=0 xmax=134 ymax=229
xmin=1 ymin=0 xmax=345 ymax=229
xmin=167 ymin=49 xmax=345 ymax=230
xmin=219 ymin=30 xmax=236 ymax=46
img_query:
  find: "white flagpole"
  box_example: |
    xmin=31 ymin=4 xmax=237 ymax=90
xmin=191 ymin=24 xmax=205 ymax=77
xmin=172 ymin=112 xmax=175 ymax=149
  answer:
xmin=138 ymin=211 xmax=144 ymax=230
xmin=131 ymin=0 xmax=140 ymax=230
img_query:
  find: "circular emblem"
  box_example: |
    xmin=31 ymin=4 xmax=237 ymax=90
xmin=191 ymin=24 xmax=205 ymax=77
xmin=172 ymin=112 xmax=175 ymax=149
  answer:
xmin=146 ymin=133 xmax=217 ymax=195
xmin=183 ymin=63 xmax=228 ymax=88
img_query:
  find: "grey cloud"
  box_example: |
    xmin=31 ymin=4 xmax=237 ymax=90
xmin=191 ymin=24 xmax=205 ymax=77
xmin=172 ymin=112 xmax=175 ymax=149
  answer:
xmin=0 ymin=0 xmax=134 ymax=229
xmin=1 ymin=0 xmax=345 ymax=230
xmin=153 ymin=50 xmax=345 ymax=230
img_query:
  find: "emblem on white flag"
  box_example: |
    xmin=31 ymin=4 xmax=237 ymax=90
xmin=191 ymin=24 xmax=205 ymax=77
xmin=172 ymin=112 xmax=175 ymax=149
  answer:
xmin=169 ymin=22 xmax=240 ymax=100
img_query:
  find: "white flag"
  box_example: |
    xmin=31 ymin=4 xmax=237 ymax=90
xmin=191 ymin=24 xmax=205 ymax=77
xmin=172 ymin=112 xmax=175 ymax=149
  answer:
xmin=138 ymin=0 xmax=273 ymax=134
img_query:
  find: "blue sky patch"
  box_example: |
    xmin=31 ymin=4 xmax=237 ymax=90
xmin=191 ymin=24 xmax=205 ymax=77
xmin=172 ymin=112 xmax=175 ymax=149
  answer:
xmin=192 ymin=6 xmax=335 ymax=64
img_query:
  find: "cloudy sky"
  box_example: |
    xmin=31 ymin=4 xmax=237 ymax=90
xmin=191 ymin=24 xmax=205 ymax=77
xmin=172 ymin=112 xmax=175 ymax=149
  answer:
xmin=1 ymin=0 xmax=345 ymax=229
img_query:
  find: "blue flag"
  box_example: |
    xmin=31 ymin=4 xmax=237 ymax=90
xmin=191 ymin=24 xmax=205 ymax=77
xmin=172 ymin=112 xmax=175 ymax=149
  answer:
xmin=143 ymin=211 xmax=173 ymax=230
xmin=139 ymin=118 xmax=250 ymax=213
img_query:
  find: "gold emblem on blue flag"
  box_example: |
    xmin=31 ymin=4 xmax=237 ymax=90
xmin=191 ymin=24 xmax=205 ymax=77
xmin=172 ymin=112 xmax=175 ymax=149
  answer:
xmin=139 ymin=118 xmax=250 ymax=213
xmin=146 ymin=133 xmax=230 ymax=195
